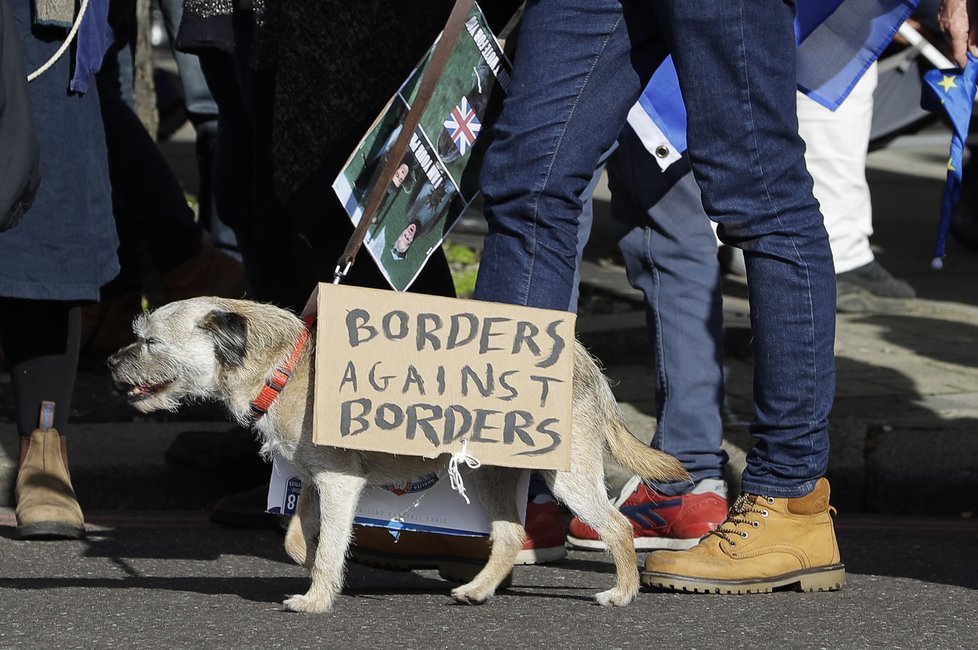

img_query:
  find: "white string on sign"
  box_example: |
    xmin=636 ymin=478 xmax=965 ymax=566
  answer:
xmin=447 ymin=439 xmax=481 ymax=504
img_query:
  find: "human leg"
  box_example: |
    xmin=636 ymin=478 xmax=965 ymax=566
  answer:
xmin=158 ymin=0 xmax=243 ymax=257
xmin=651 ymin=0 xmax=835 ymax=499
xmin=90 ymin=17 xmax=245 ymax=354
xmin=799 ymin=64 xmax=877 ymax=275
xmin=798 ymin=64 xmax=916 ymax=302
xmin=0 ymin=299 xmax=85 ymax=539
xmin=607 ymin=131 xmax=726 ymax=486
xmin=797 ymin=63 xmax=914 ymax=305
xmin=642 ymin=0 xmax=842 ymax=591
xmin=474 ymin=0 xmax=663 ymax=310
xmin=568 ymin=130 xmax=728 ymax=551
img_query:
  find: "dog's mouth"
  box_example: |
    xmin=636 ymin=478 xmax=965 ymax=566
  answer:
xmin=125 ymin=380 xmax=174 ymax=402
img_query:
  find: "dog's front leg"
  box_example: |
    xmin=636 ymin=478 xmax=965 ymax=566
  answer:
xmin=284 ymin=484 xmax=320 ymax=569
xmin=283 ymin=472 xmax=366 ymax=614
xmin=451 ymin=467 xmax=526 ymax=605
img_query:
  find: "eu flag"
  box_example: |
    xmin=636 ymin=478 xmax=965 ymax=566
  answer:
xmin=921 ymin=53 xmax=978 ymax=268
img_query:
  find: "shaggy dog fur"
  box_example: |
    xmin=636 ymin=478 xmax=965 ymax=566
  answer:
xmin=108 ymin=297 xmax=687 ymax=613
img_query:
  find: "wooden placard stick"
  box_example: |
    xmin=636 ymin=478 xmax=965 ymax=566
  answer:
xmin=333 ymin=0 xmax=477 ymax=284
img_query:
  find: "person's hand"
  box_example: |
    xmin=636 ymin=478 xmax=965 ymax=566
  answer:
xmin=939 ymin=0 xmax=978 ymax=67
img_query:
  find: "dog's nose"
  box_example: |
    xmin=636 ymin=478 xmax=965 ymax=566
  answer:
xmin=106 ymin=353 xmax=121 ymax=369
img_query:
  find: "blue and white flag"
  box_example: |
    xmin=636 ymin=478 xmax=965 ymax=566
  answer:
xmin=634 ymin=0 xmax=919 ymax=168
xmin=796 ymin=0 xmax=917 ymax=110
xmin=920 ymin=53 xmax=978 ymax=268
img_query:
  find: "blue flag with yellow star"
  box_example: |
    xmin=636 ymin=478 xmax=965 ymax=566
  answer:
xmin=921 ymin=53 xmax=978 ymax=268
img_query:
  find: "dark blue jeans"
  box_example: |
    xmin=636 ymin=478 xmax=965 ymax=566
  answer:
xmin=475 ymin=0 xmax=836 ymax=497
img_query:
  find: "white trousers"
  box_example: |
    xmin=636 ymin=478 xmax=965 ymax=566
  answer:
xmin=797 ymin=62 xmax=878 ymax=274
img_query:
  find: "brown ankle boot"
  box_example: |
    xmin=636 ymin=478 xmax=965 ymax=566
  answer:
xmin=15 ymin=428 xmax=85 ymax=540
xmin=641 ymin=477 xmax=845 ymax=593
xmin=80 ymin=290 xmax=144 ymax=358
xmin=160 ymin=238 xmax=247 ymax=304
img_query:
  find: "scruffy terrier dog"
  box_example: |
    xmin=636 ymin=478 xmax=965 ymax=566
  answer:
xmin=108 ymin=297 xmax=686 ymax=613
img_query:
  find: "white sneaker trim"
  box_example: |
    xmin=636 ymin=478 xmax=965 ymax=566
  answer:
xmin=515 ymin=545 xmax=568 ymax=565
xmin=565 ymin=535 xmax=608 ymax=551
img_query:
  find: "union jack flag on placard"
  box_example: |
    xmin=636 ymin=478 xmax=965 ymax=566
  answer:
xmin=443 ymin=96 xmax=482 ymax=157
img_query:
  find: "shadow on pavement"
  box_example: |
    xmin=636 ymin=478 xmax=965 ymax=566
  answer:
xmin=835 ymin=516 xmax=978 ymax=590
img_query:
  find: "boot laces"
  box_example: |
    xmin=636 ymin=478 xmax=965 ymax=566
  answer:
xmin=706 ymin=493 xmax=770 ymax=546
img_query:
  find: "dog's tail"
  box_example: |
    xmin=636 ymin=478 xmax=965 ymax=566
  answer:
xmin=575 ymin=342 xmax=689 ymax=484
xmin=605 ymin=417 xmax=689 ymax=484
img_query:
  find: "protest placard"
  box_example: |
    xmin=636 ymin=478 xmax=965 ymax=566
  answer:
xmin=313 ymin=283 xmax=576 ymax=471
xmin=332 ymin=2 xmax=510 ymax=291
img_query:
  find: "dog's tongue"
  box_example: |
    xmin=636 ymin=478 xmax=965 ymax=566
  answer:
xmin=128 ymin=386 xmax=148 ymax=398
xmin=127 ymin=384 xmax=156 ymax=400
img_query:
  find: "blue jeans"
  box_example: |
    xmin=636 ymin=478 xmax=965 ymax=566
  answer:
xmin=611 ymin=129 xmax=728 ymax=491
xmin=475 ymin=0 xmax=836 ymax=497
xmin=572 ymin=132 xmax=727 ymax=493
xmin=157 ymin=0 xmax=218 ymax=121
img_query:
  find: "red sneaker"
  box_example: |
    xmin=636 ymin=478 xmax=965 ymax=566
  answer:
xmin=516 ymin=497 xmax=567 ymax=565
xmin=567 ymin=477 xmax=728 ymax=551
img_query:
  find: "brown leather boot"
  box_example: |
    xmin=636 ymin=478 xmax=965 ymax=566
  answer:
xmin=15 ymin=428 xmax=85 ymax=540
xmin=160 ymin=238 xmax=247 ymax=304
xmin=80 ymin=289 xmax=144 ymax=358
xmin=641 ymin=477 xmax=845 ymax=593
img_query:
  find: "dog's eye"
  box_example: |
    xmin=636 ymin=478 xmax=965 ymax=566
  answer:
xmin=145 ymin=338 xmax=161 ymax=349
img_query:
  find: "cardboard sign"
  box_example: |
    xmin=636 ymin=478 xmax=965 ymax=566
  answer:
xmin=267 ymin=453 xmax=530 ymax=537
xmin=314 ymin=283 xmax=575 ymax=470
xmin=332 ymin=3 xmax=510 ymax=292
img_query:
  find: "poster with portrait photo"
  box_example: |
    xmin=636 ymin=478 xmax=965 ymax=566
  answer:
xmin=332 ymin=1 xmax=510 ymax=291
xmin=334 ymin=109 xmax=466 ymax=291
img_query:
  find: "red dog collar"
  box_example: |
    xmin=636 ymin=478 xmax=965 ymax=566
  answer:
xmin=249 ymin=315 xmax=315 ymax=421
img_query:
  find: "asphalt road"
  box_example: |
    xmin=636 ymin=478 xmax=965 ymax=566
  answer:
xmin=1 ymin=511 xmax=975 ymax=649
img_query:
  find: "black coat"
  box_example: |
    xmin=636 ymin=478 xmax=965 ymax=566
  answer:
xmin=0 ymin=0 xmax=40 ymax=232
xmin=0 ymin=0 xmax=118 ymax=301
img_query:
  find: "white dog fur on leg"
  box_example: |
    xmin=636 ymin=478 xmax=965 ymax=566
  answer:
xmin=108 ymin=297 xmax=687 ymax=612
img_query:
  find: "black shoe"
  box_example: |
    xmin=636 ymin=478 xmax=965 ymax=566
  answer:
xmin=836 ymin=260 xmax=915 ymax=299
xmin=208 ymin=484 xmax=283 ymax=531
xmin=164 ymin=425 xmax=269 ymax=486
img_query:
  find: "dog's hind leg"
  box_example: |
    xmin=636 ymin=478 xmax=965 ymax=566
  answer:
xmin=284 ymin=484 xmax=320 ymax=569
xmin=451 ymin=467 xmax=526 ymax=605
xmin=283 ymin=472 xmax=366 ymax=614
xmin=548 ymin=469 xmax=640 ymax=606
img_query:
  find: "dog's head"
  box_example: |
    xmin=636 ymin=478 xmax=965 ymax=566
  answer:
xmin=108 ymin=297 xmax=249 ymax=413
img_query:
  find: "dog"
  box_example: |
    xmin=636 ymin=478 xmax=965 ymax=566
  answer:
xmin=108 ymin=296 xmax=687 ymax=613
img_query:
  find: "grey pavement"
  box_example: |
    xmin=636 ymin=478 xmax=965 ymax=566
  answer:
xmin=2 ymin=109 xmax=978 ymax=646
xmin=0 ymin=509 xmax=976 ymax=648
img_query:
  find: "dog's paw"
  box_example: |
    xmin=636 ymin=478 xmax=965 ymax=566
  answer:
xmin=283 ymin=593 xmax=332 ymax=614
xmin=594 ymin=586 xmax=637 ymax=607
xmin=450 ymin=585 xmax=492 ymax=605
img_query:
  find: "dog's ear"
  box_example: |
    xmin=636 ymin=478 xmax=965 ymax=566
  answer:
xmin=200 ymin=310 xmax=248 ymax=368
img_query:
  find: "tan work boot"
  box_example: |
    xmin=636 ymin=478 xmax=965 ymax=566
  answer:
xmin=15 ymin=426 xmax=85 ymax=540
xmin=641 ymin=477 xmax=844 ymax=593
